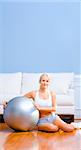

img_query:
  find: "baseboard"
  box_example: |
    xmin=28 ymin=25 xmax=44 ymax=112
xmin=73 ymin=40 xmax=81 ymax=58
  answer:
xmin=74 ymin=118 xmax=81 ymax=120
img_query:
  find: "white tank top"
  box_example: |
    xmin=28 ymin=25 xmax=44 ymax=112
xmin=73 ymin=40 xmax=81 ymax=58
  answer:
xmin=35 ymin=91 xmax=52 ymax=107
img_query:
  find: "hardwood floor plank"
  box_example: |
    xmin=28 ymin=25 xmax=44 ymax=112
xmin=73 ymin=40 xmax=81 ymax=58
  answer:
xmin=0 ymin=123 xmax=81 ymax=150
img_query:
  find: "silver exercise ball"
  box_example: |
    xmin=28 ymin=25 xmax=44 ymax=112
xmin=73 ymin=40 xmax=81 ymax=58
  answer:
xmin=3 ymin=96 xmax=39 ymax=131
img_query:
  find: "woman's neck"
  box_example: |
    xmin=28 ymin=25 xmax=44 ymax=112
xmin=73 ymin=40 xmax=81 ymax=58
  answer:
xmin=39 ymin=88 xmax=48 ymax=93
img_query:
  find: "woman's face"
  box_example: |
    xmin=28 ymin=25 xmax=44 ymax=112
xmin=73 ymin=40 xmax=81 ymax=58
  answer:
xmin=40 ymin=75 xmax=50 ymax=89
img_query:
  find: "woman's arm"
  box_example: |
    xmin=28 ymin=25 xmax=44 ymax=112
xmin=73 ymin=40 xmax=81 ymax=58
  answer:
xmin=35 ymin=91 xmax=57 ymax=112
xmin=3 ymin=91 xmax=36 ymax=109
xmin=24 ymin=91 xmax=36 ymax=100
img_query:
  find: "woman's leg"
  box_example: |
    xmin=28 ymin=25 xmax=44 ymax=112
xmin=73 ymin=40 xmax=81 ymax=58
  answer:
xmin=54 ymin=116 xmax=74 ymax=132
xmin=38 ymin=123 xmax=59 ymax=132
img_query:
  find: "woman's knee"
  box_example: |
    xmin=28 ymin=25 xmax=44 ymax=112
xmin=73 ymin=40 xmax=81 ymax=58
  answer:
xmin=52 ymin=125 xmax=59 ymax=132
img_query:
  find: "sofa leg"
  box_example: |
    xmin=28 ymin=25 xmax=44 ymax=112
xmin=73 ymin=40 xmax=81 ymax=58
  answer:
xmin=0 ymin=115 xmax=4 ymax=123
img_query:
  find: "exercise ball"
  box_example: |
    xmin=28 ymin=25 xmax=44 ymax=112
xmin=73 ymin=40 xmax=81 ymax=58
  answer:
xmin=3 ymin=96 xmax=39 ymax=131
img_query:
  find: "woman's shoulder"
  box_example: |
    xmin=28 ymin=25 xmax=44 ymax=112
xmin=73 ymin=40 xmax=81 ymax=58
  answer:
xmin=50 ymin=90 xmax=56 ymax=97
xmin=24 ymin=90 xmax=37 ymax=100
xmin=29 ymin=90 xmax=37 ymax=97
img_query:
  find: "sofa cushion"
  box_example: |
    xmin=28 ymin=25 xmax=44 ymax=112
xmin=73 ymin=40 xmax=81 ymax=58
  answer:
xmin=49 ymin=73 xmax=74 ymax=94
xmin=56 ymin=106 xmax=75 ymax=114
xmin=0 ymin=72 xmax=22 ymax=94
xmin=56 ymin=95 xmax=74 ymax=106
xmin=21 ymin=73 xmax=41 ymax=94
xmin=21 ymin=73 xmax=74 ymax=95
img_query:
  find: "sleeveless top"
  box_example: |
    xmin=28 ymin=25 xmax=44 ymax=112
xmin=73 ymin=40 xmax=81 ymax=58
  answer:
xmin=34 ymin=91 xmax=52 ymax=107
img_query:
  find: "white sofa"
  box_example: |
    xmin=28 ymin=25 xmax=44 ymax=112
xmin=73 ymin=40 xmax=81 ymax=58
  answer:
xmin=0 ymin=72 xmax=75 ymax=119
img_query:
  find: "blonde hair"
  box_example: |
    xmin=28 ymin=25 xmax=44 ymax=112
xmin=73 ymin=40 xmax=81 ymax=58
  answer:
xmin=39 ymin=73 xmax=50 ymax=83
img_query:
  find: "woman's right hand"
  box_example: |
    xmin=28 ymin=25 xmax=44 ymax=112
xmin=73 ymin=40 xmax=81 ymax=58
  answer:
xmin=3 ymin=101 xmax=8 ymax=109
xmin=34 ymin=103 xmax=40 ymax=111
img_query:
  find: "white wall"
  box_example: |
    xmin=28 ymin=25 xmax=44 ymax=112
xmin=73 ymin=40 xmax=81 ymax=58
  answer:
xmin=0 ymin=1 xmax=80 ymax=73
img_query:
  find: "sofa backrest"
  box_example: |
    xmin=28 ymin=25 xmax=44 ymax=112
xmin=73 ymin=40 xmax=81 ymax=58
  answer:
xmin=21 ymin=73 xmax=41 ymax=94
xmin=0 ymin=72 xmax=22 ymax=95
xmin=0 ymin=72 xmax=74 ymax=95
xmin=49 ymin=73 xmax=74 ymax=95
xmin=21 ymin=72 xmax=74 ymax=95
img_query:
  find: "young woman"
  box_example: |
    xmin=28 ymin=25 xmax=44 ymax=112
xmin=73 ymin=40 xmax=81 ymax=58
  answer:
xmin=24 ymin=73 xmax=75 ymax=132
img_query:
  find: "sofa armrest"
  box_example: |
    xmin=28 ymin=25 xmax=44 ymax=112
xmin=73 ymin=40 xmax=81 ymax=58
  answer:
xmin=0 ymin=105 xmax=4 ymax=115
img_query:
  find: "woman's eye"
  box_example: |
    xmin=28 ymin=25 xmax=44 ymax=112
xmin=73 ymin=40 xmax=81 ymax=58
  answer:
xmin=42 ymin=80 xmax=49 ymax=82
xmin=42 ymin=80 xmax=45 ymax=82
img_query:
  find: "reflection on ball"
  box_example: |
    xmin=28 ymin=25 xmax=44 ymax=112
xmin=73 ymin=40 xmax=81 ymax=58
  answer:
xmin=3 ymin=96 xmax=39 ymax=131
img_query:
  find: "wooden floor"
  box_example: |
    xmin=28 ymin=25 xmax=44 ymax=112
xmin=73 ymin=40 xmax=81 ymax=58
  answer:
xmin=0 ymin=123 xmax=81 ymax=150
